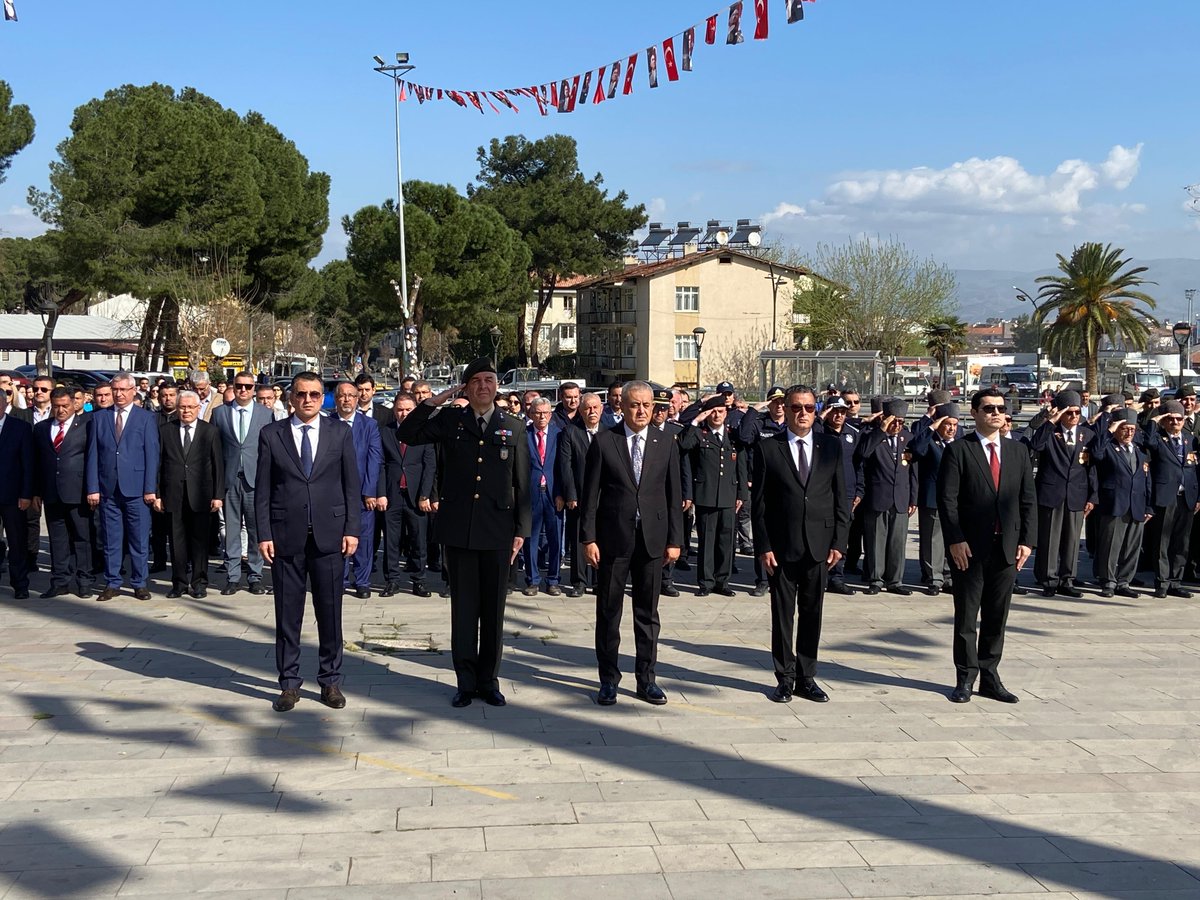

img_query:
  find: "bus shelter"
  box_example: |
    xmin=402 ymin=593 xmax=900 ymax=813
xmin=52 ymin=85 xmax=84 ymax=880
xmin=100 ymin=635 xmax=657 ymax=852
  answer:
xmin=756 ymin=350 xmax=885 ymax=399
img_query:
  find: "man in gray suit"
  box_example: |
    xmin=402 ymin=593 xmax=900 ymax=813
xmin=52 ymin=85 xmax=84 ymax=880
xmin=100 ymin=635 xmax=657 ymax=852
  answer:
xmin=212 ymin=371 xmax=274 ymax=594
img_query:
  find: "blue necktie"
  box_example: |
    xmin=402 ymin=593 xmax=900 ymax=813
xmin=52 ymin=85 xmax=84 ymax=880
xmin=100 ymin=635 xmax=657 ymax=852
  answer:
xmin=300 ymin=424 xmax=314 ymax=478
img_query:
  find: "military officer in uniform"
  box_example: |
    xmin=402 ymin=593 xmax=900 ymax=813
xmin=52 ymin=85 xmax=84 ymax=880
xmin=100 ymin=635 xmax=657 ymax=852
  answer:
xmin=910 ymin=402 xmax=959 ymax=595
xmin=812 ymin=396 xmax=862 ymax=595
xmin=683 ymin=396 xmax=748 ymax=596
xmin=1088 ymin=408 xmax=1152 ymax=598
xmin=397 ymin=358 xmax=531 ymax=708
xmin=1139 ymin=400 xmax=1200 ymax=599
xmin=855 ymin=398 xmax=918 ymax=595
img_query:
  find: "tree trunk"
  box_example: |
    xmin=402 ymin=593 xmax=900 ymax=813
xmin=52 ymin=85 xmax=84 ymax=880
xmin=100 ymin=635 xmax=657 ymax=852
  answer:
xmin=135 ymin=295 xmax=166 ymax=370
xmin=516 ymin=305 xmax=529 ymax=367
xmin=528 ymin=274 xmax=558 ymax=368
xmin=408 ymin=274 xmax=424 ymax=376
xmin=1085 ymin=336 xmax=1100 ymax=394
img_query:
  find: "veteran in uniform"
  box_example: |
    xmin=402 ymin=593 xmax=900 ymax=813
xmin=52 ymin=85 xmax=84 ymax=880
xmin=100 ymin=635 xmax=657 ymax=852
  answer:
xmin=1088 ymin=408 xmax=1152 ymax=598
xmin=397 ymin=358 xmax=531 ymax=708
xmin=682 ymin=396 xmax=748 ymax=596
xmin=1139 ymin=400 xmax=1200 ymax=599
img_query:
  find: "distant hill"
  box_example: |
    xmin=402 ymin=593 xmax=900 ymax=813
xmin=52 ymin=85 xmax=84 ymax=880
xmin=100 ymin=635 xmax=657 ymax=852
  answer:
xmin=953 ymin=258 xmax=1200 ymax=325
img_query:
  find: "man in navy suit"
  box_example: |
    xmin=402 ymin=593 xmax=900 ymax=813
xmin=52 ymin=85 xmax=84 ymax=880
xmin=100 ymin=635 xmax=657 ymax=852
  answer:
xmin=32 ymin=387 xmax=94 ymax=599
xmin=1088 ymin=409 xmax=1152 ymax=598
xmin=599 ymin=381 xmax=623 ymax=429
xmin=0 ymin=388 xmax=35 ymax=599
xmin=211 ymin=371 xmax=274 ymax=594
xmin=256 ymin=372 xmax=362 ymax=712
xmin=1139 ymin=400 xmax=1200 ymax=598
xmin=329 ymin=381 xmax=383 ymax=598
xmin=523 ymin=397 xmax=563 ymax=595
xmin=855 ymin=399 xmax=919 ymax=595
xmin=910 ymin=402 xmax=959 ymax=596
xmin=86 ymin=372 xmax=160 ymax=602
xmin=377 ymin=393 xmax=435 ymax=598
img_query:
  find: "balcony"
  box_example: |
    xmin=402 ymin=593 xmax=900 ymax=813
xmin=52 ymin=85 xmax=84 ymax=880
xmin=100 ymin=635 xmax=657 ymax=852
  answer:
xmin=580 ymin=310 xmax=637 ymax=326
xmin=578 ymin=354 xmax=637 ymax=371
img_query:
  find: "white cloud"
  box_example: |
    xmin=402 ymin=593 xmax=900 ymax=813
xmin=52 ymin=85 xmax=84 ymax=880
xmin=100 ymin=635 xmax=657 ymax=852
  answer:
xmin=646 ymin=196 xmax=668 ymax=220
xmin=0 ymin=204 xmax=48 ymax=239
xmin=761 ymin=202 xmax=807 ymax=225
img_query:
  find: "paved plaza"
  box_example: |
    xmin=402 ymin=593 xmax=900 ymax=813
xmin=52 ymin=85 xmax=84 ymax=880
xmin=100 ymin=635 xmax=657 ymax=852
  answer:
xmin=1 ymin=539 xmax=1200 ymax=899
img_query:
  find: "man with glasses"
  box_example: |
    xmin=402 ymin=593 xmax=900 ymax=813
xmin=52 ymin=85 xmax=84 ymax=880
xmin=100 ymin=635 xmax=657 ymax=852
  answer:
xmin=1088 ymin=409 xmax=1152 ymax=598
xmin=27 ymin=375 xmax=55 ymax=425
xmin=840 ymin=389 xmax=863 ymax=428
xmin=1140 ymin=399 xmax=1200 ymax=599
xmin=856 ymin=399 xmax=918 ymax=595
xmin=212 ymin=372 xmax=273 ymax=595
xmin=86 ymin=372 xmax=160 ymax=602
xmin=1029 ymin=390 xmax=1097 ymax=598
xmin=0 ymin=386 xmax=35 ymax=599
xmin=752 ymin=385 xmax=849 ymax=703
xmin=939 ymin=389 xmax=1035 ymax=704
xmin=739 ymin=386 xmax=793 ymax=597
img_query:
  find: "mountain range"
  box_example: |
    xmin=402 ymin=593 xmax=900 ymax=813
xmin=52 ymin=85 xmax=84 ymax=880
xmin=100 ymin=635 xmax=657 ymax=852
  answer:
xmin=953 ymin=258 xmax=1200 ymax=325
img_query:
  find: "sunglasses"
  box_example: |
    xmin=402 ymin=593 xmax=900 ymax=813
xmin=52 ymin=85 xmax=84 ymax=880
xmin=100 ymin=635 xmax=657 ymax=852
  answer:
xmin=293 ymin=391 xmax=322 ymax=401
xmin=33 ymin=386 xmax=52 ymax=393
xmin=234 ymin=383 xmax=255 ymax=390
xmin=979 ymin=404 xmax=1008 ymax=414
xmin=789 ymin=403 xmax=817 ymax=414
xmin=1164 ymin=416 xmax=1184 ymax=423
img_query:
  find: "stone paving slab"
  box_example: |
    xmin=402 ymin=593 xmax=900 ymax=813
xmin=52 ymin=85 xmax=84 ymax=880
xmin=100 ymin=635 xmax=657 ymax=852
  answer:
xmin=0 ymin=537 xmax=1199 ymax=898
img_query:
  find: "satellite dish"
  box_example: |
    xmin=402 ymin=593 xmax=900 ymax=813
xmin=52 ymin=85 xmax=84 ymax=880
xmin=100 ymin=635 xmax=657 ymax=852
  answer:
xmin=715 ymin=230 xmax=729 ymax=246
xmin=211 ymin=337 xmax=230 ymax=358
xmin=747 ymin=232 xmax=762 ymax=247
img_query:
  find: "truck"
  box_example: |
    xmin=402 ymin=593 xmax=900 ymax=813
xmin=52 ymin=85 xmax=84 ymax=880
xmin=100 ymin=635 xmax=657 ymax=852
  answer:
xmin=979 ymin=364 xmax=1039 ymax=400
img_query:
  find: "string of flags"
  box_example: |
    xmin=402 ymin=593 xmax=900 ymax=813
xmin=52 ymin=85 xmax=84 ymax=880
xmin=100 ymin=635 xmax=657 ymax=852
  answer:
xmin=3 ymin=0 xmax=17 ymax=23
xmin=398 ymin=0 xmax=816 ymax=116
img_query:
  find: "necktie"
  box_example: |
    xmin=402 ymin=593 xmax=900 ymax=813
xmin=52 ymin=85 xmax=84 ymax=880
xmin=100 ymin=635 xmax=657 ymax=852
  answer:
xmin=1175 ymin=437 xmax=1185 ymax=465
xmin=114 ymin=407 xmax=124 ymax=443
xmin=1065 ymin=430 xmax=1074 ymax=446
xmin=300 ymin=424 xmax=314 ymax=478
xmin=988 ymin=442 xmax=1000 ymax=490
xmin=53 ymin=422 xmax=65 ymax=453
xmin=536 ymin=430 xmax=547 ymax=486
xmin=399 ymin=441 xmax=408 ymax=490
xmin=1124 ymin=444 xmax=1135 ymax=472
xmin=183 ymin=424 xmax=192 ymax=455
xmin=238 ymin=407 xmax=246 ymax=443
xmin=796 ymin=438 xmax=810 ymax=486
xmin=631 ymin=434 xmax=643 ymax=485
xmin=478 ymin=416 xmax=487 ymax=433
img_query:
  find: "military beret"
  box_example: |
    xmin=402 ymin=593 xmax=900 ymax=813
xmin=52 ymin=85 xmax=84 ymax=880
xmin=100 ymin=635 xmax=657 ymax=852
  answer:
xmin=462 ymin=357 xmax=496 ymax=382
xmin=1113 ymin=408 xmax=1139 ymax=425
xmin=1054 ymin=390 xmax=1081 ymax=410
xmin=870 ymin=396 xmax=885 ymax=414
xmin=766 ymin=385 xmax=786 ymax=401
xmin=1177 ymin=383 xmax=1196 ymax=399
xmin=885 ymin=398 xmax=909 ymax=419
xmin=716 ymin=380 xmax=735 ymax=394
xmin=1139 ymin=388 xmax=1161 ymax=402
xmin=1162 ymin=400 xmax=1185 ymax=415
xmin=934 ymin=402 xmax=960 ymax=420
xmin=1101 ymin=393 xmax=1124 ymax=408
xmin=927 ymin=389 xmax=952 ymax=406
xmin=702 ymin=394 xmax=726 ymax=411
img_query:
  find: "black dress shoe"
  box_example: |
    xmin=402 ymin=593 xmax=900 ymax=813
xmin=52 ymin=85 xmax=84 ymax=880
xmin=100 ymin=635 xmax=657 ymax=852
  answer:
xmin=75 ymin=589 xmax=94 ymax=599
xmin=247 ymin=582 xmax=265 ymax=595
xmin=949 ymin=683 xmax=973 ymax=703
xmin=750 ymin=583 xmax=769 ymax=597
xmin=320 ymin=685 xmax=346 ymax=709
xmin=96 ymin=587 xmax=119 ymax=602
xmin=924 ymin=585 xmax=940 ymax=596
xmin=1012 ymin=584 xmax=1027 ymax=595
xmin=865 ymin=585 xmax=880 ymax=595
xmin=133 ymin=588 xmax=151 ymax=601
xmin=1154 ymin=586 xmax=1169 ymax=598
xmin=597 ymin=682 xmax=618 ymax=706
xmin=826 ymin=580 xmax=853 ymax=596
xmin=887 ymin=585 xmax=912 ymax=596
xmin=450 ymin=690 xmax=473 ymax=708
xmin=660 ymin=585 xmax=680 ymax=597
xmin=1042 ymin=585 xmax=1057 ymax=598
xmin=13 ymin=589 xmax=29 ymax=600
xmin=1099 ymin=588 xmax=1115 ymax=598
xmin=379 ymin=583 xmax=399 ymax=598
xmin=978 ymin=682 xmax=1019 ymax=703
xmin=411 ymin=584 xmax=432 ymax=598
xmin=1115 ymin=587 xmax=1138 ymax=599
xmin=1168 ymin=587 xmax=1194 ymax=599
xmin=221 ymin=582 xmax=241 ymax=596
xmin=636 ymin=683 xmax=668 ymax=705
xmin=273 ymin=689 xmax=300 ymax=712
xmin=354 ymin=588 xmax=371 ymax=599
xmin=166 ymin=588 xmax=184 ymax=599
xmin=190 ymin=588 xmax=207 ymax=599
xmin=564 ymin=586 xmax=582 ymax=598
xmin=796 ymin=680 xmax=829 ymax=703
xmin=545 ymin=584 xmax=562 ymax=597
xmin=770 ymin=684 xmax=793 ymax=703
xmin=695 ymin=589 xmax=711 ymax=597
xmin=675 ymin=558 xmax=691 ymax=572
xmin=478 ymin=689 xmax=506 ymax=707
xmin=40 ymin=589 xmax=63 ymax=599
xmin=1058 ymin=584 xmax=1083 ymax=598
xmin=714 ymin=585 xmax=736 ymax=597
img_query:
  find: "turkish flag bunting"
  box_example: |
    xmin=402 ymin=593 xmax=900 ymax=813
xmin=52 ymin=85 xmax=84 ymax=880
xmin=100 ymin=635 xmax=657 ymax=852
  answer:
xmin=705 ymin=14 xmax=717 ymax=44
xmin=754 ymin=0 xmax=769 ymax=40
xmin=622 ymin=52 xmax=637 ymax=94
xmin=663 ymin=37 xmax=679 ymax=81
xmin=607 ymin=61 xmax=621 ymax=99
xmin=549 ymin=81 xmax=559 ymax=107
xmin=492 ymin=91 xmax=517 ymax=112
xmin=525 ymin=86 xmax=548 ymax=116
xmin=446 ymin=91 xmax=467 ymax=108
xmin=481 ymin=92 xmax=501 ymax=114
xmin=727 ymin=1 xmax=745 ymax=44
xmin=786 ymin=0 xmax=805 ymax=23
xmin=579 ymin=71 xmax=592 ymax=105
xmin=593 ymin=66 xmax=607 ymax=103
xmin=567 ymin=75 xmax=581 ymax=111
xmin=465 ymin=91 xmax=485 ymax=114
xmin=682 ymin=27 xmax=695 ymax=71
xmin=398 ymin=82 xmax=408 ymax=102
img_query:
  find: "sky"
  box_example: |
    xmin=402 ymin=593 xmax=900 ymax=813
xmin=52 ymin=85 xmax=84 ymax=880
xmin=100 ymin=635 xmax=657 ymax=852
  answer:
xmin=1 ymin=0 xmax=1199 ymax=273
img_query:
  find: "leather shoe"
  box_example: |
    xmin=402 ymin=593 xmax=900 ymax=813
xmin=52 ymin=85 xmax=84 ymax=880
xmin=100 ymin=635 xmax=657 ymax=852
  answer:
xmin=13 ymin=589 xmax=29 ymax=600
xmin=247 ymin=582 xmax=265 ymax=595
xmin=166 ymin=588 xmax=184 ymax=599
xmin=1115 ymin=587 xmax=1138 ymax=599
xmin=826 ymin=580 xmax=853 ymax=595
xmin=379 ymin=582 xmax=399 ymax=598
xmin=661 ymin=585 xmax=680 ymax=597
xmin=770 ymin=683 xmax=793 ymax=703
xmin=887 ymin=585 xmax=912 ymax=596
xmin=411 ymin=584 xmax=432 ymax=598
xmin=1100 ymin=587 xmax=1115 ymax=598
xmin=450 ymin=690 xmax=473 ymax=708
xmin=75 ymin=589 xmax=94 ymax=599
xmin=925 ymin=585 xmax=940 ymax=596
xmin=545 ymin=584 xmax=562 ymax=597
xmin=190 ymin=588 xmax=206 ymax=599
xmin=1042 ymin=585 xmax=1057 ymax=598
xmin=273 ymin=688 xmax=300 ymax=712
xmin=133 ymin=588 xmax=151 ymax=601
xmin=796 ymin=679 xmax=829 ymax=702
xmin=865 ymin=585 xmax=881 ymax=595
xmin=636 ymin=683 xmax=668 ymax=705
xmin=949 ymin=683 xmax=973 ymax=703
xmin=1012 ymin=584 xmax=1028 ymax=595
xmin=597 ymin=682 xmax=618 ymax=706
xmin=221 ymin=582 xmax=241 ymax=596
xmin=354 ymin=588 xmax=371 ymax=599
xmin=714 ymin=585 xmax=736 ymax=597
xmin=1154 ymin=586 xmax=1169 ymax=598
xmin=40 ymin=589 xmax=63 ymax=599
xmin=564 ymin=586 xmax=582 ymax=598
xmin=96 ymin=587 xmax=119 ymax=602
xmin=1167 ymin=587 xmax=1194 ymax=599
xmin=477 ymin=689 xmax=506 ymax=707
xmin=751 ymin=582 xmax=769 ymax=597
xmin=695 ymin=589 xmax=711 ymax=597
xmin=320 ymin=685 xmax=346 ymax=709
xmin=978 ymin=682 xmax=1019 ymax=703
xmin=522 ymin=585 xmax=539 ymax=596
xmin=1058 ymin=584 xmax=1083 ymax=598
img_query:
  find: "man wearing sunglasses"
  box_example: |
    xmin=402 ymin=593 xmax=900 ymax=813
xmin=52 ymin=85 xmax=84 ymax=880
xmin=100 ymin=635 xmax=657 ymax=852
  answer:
xmin=1029 ymin=390 xmax=1097 ymax=598
xmin=1140 ymin=400 xmax=1200 ymax=599
xmin=855 ymin=398 xmax=918 ymax=595
xmin=938 ymin=388 xmax=1036 ymax=704
xmin=751 ymin=385 xmax=849 ymax=703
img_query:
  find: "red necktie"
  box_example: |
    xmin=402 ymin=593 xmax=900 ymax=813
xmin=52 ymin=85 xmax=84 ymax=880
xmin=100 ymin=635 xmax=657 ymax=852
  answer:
xmin=988 ymin=442 xmax=1000 ymax=490
xmin=399 ymin=441 xmax=408 ymax=490
xmin=536 ymin=430 xmax=546 ymax=486
xmin=53 ymin=422 xmax=65 ymax=453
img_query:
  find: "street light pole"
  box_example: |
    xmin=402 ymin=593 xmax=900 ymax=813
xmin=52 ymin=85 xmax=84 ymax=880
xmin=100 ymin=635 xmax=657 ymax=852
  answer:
xmin=489 ymin=325 xmax=502 ymax=371
xmin=1014 ymin=286 xmax=1042 ymax=394
xmin=373 ymin=53 xmax=415 ymax=342
xmin=692 ymin=326 xmax=706 ymax=390
xmin=1187 ymin=288 xmax=1197 ymax=359
xmin=1174 ymin=323 xmax=1192 ymax=388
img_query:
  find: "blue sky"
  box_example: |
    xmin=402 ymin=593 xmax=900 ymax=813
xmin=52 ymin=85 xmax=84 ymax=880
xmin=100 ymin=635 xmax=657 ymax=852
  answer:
xmin=1 ymin=0 xmax=1198 ymax=271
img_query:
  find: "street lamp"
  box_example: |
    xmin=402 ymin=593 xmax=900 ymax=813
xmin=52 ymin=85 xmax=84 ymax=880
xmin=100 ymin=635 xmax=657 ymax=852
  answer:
xmin=1187 ymin=288 xmax=1197 ymax=355
xmin=1014 ymin=286 xmax=1042 ymax=393
xmin=373 ymin=52 xmax=416 ymax=330
xmin=1173 ymin=322 xmax=1192 ymax=388
xmin=489 ymin=325 xmax=502 ymax=370
xmin=692 ymin=326 xmax=706 ymax=390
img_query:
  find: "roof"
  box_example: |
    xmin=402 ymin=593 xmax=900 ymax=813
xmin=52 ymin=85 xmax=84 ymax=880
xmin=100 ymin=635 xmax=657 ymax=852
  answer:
xmin=572 ymin=248 xmax=814 ymax=290
xmin=0 ymin=314 xmax=140 ymax=352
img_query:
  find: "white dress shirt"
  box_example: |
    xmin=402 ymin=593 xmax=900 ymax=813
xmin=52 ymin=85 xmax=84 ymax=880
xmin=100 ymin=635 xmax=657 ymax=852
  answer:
xmin=291 ymin=415 xmax=320 ymax=458
xmin=178 ymin=421 xmax=196 ymax=449
xmin=978 ymin=431 xmax=1002 ymax=474
xmin=788 ymin=429 xmax=813 ymax=471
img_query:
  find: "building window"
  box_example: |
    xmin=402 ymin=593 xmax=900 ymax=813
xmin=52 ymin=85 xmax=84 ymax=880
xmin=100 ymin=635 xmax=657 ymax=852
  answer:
xmin=622 ymin=287 xmax=635 ymax=310
xmin=563 ymin=294 xmax=574 ymax=313
xmin=538 ymin=325 xmax=551 ymax=345
xmin=674 ymin=335 xmax=698 ymax=360
xmin=675 ymin=286 xmax=699 ymax=312
xmin=559 ymin=324 xmax=575 ymax=341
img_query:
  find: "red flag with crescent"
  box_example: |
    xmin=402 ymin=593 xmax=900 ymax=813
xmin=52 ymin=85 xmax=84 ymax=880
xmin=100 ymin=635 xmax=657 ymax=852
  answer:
xmin=754 ymin=0 xmax=769 ymax=39
xmin=705 ymin=14 xmax=717 ymax=44
xmin=623 ymin=52 xmax=637 ymax=95
xmin=663 ymin=37 xmax=679 ymax=81
xmin=492 ymin=91 xmax=517 ymax=113
xmin=593 ymin=66 xmax=607 ymax=103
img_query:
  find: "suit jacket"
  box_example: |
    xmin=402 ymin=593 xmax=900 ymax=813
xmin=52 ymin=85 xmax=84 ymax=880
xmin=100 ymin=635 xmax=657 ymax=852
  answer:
xmin=937 ymin=433 xmax=1037 ymax=563
xmin=555 ymin=420 xmax=592 ymax=505
xmin=0 ymin=415 xmax=34 ymax=504
xmin=9 ymin=406 xmax=33 ymax=424
xmin=210 ymin=401 xmax=273 ymax=490
xmin=85 ymin=404 xmax=160 ymax=499
xmin=254 ymin=416 xmax=363 ymax=556
xmin=397 ymin=402 xmax=531 ymax=551
xmin=527 ymin=424 xmax=561 ymax=498
xmin=909 ymin=427 xmax=953 ymax=510
xmin=855 ymin=425 xmax=919 ymax=513
xmin=377 ymin=420 xmax=436 ymax=505
xmin=599 ymin=407 xmax=623 ymax=430
xmin=814 ymin=419 xmax=865 ymax=505
xmin=658 ymin=419 xmax=693 ymax=502
xmin=680 ymin=426 xmax=747 ymax=509
xmin=157 ymin=418 xmax=226 ymax=514
xmin=1137 ymin=422 xmax=1200 ymax=509
xmin=32 ymin=415 xmax=91 ymax=505
xmin=751 ymin=429 xmax=849 ymax=563
xmin=1087 ymin=429 xmax=1151 ymax=520
xmin=580 ymin=423 xmax=682 ymax=558
xmin=1028 ymin=421 xmax=1098 ymax=510
xmin=327 ymin=411 xmax=383 ymax=502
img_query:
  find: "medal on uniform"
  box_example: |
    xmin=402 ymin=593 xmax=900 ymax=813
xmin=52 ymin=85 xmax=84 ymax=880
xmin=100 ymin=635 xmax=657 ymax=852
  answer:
xmin=845 ymin=434 xmax=853 ymax=443
xmin=500 ymin=447 xmax=509 ymax=460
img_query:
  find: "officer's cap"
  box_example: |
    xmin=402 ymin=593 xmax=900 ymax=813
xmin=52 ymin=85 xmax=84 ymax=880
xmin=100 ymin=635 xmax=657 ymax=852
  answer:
xmin=1177 ymin=383 xmax=1197 ymax=399
xmin=715 ymin=380 xmax=735 ymax=394
xmin=1140 ymin=388 xmax=1160 ymax=402
xmin=462 ymin=358 xmax=496 ymax=382
xmin=766 ymin=385 xmax=786 ymax=402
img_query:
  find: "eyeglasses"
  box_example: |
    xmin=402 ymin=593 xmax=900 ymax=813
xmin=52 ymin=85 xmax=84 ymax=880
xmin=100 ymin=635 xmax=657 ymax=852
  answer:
xmin=789 ymin=403 xmax=817 ymax=414
xmin=1004 ymin=417 xmax=1013 ymax=424
xmin=1061 ymin=409 xmax=1081 ymax=415
xmin=979 ymin=404 xmax=1007 ymax=414
xmin=1164 ymin=416 xmax=1184 ymax=423
xmin=293 ymin=391 xmax=322 ymax=400
xmin=234 ymin=383 xmax=255 ymax=390
xmin=33 ymin=386 xmax=51 ymax=393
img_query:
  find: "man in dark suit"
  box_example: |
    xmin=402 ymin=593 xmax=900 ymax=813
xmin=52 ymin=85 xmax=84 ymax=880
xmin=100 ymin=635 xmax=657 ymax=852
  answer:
xmin=1088 ymin=409 xmax=1152 ymax=598
xmin=651 ymin=387 xmax=692 ymax=598
xmin=682 ymin=396 xmax=748 ymax=596
xmin=377 ymin=393 xmax=435 ymax=598
xmin=855 ymin=399 xmax=918 ymax=595
xmin=1139 ymin=400 xmax=1200 ymax=598
xmin=812 ymin=397 xmax=862 ymax=595
xmin=910 ymin=402 xmax=959 ymax=596
xmin=752 ymin=385 xmax=849 ymax=703
xmin=330 ymin=381 xmax=384 ymax=599
xmin=256 ymin=372 xmax=362 ymax=712
xmin=580 ymin=380 xmax=683 ymax=707
xmin=938 ymin=388 xmax=1036 ymax=704
xmin=1028 ymin=390 xmax=1097 ymax=597
xmin=398 ymin=359 xmax=531 ymax=709
xmin=599 ymin=381 xmax=623 ymax=429
xmin=32 ymin=387 xmax=94 ymax=599
xmin=0 ymin=388 xmax=34 ymax=599
xmin=155 ymin=391 xmax=225 ymax=599
xmin=556 ymin=392 xmax=602 ymax=598
xmin=86 ymin=372 xmax=160 ymax=602
xmin=211 ymin=371 xmax=273 ymax=594
xmin=523 ymin=397 xmax=564 ymax=595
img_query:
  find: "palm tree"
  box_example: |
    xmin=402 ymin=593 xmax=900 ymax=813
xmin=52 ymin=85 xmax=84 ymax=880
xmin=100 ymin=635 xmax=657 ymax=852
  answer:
xmin=923 ymin=316 xmax=968 ymax=391
xmin=1034 ymin=243 xmax=1157 ymax=393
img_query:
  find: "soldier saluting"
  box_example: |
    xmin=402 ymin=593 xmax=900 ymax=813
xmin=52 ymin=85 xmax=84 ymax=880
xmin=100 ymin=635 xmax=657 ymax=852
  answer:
xmin=397 ymin=358 xmax=531 ymax=708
